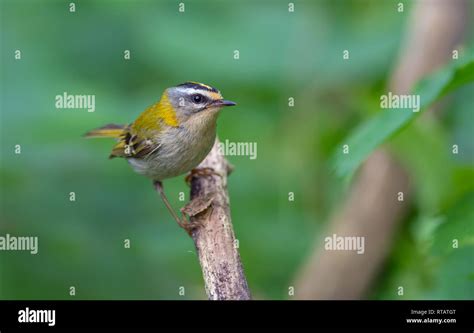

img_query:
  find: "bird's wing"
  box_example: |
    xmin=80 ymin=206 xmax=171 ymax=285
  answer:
xmin=109 ymin=98 xmax=177 ymax=159
xmin=109 ymin=127 xmax=161 ymax=159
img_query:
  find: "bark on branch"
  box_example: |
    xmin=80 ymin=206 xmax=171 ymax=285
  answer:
xmin=184 ymin=138 xmax=251 ymax=300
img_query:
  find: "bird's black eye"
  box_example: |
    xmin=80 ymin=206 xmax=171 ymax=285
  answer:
xmin=192 ymin=94 xmax=205 ymax=104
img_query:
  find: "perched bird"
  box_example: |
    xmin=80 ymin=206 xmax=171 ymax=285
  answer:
xmin=84 ymin=82 xmax=236 ymax=232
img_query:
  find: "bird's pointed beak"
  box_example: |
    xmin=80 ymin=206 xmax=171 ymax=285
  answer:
xmin=213 ymin=99 xmax=237 ymax=107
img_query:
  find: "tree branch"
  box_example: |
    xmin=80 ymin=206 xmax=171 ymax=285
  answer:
xmin=294 ymin=150 xmax=410 ymax=299
xmin=184 ymin=138 xmax=251 ymax=300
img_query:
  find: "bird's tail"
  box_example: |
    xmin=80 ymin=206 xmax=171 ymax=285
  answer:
xmin=83 ymin=124 xmax=126 ymax=139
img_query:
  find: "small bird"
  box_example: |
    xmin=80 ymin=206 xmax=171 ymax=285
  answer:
xmin=84 ymin=82 xmax=236 ymax=232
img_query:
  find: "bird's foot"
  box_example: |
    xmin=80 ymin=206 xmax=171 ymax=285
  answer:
xmin=174 ymin=215 xmax=203 ymax=237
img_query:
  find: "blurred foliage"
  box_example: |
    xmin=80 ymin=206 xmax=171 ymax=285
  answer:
xmin=332 ymin=57 xmax=474 ymax=178
xmin=0 ymin=0 xmax=473 ymax=300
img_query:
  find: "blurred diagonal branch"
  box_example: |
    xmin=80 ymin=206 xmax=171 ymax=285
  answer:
xmin=184 ymin=139 xmax=251 ymax=300
xmin=294 ymin=0 xmax=468 ymax=299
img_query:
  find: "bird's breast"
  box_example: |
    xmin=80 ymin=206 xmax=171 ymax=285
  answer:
xmin=128 ymin=114 xmax=218 ymax=180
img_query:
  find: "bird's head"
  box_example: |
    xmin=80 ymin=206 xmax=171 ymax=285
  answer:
xmin=164 ymin=82 xmax=236 ymax=121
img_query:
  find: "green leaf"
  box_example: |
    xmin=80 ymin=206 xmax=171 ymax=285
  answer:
xmin=390 ymin=119 xmax=472 ymax=214
xmin=427 ymin=246 xmax=474 ymax=299
xmin=425 ymin=192 xmax=474 ymax=299
xmin=431 ymin=192 xmax=474 ymax=256
xmin=332 ymin=54 xmax=474 ymax=177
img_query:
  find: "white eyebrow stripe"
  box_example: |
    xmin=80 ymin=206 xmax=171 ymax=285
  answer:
xmin=175 ymin=87 xmax=215 ymax=99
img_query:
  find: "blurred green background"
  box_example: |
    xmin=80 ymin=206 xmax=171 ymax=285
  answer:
xmin=1 ymin=0 xmax=473 ymax=300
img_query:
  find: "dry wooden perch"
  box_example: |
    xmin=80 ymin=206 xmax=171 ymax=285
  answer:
xmin=182 ymin=138 xmax=251 ymax=300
